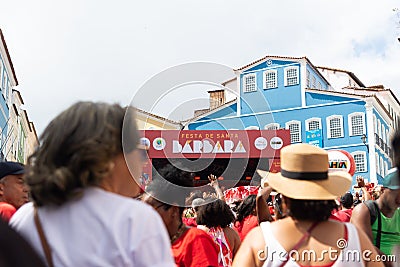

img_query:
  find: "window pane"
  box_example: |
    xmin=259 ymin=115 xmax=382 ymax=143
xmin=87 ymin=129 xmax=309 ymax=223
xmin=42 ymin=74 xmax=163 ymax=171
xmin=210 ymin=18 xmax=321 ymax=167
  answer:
xmin=353 ymin=153 xmax=366 ymax=172
xmin=265 ymin=71 xmax=277 ymax=89
xmin=244 ymin=75 xmax=256 ymax=92
xmin=308 ymin=120 xmax=320 ymax=130
xmin=289 ymin=123 xmax=300 ymax=143
xmin=266 ymin=124 xmax=279 ymax=130
xmin=329 ymin=118 xmax=342 ymax=138
xmin=286 ymin=68 xmax=298 ymax=86
xmin=351 ymin=115 xmax=363 ymax=135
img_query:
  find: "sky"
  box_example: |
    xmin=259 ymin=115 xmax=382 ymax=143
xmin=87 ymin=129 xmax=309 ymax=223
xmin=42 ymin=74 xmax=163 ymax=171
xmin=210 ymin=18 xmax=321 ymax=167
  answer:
xmin=0 ymin=0 xmax=399 ymax=136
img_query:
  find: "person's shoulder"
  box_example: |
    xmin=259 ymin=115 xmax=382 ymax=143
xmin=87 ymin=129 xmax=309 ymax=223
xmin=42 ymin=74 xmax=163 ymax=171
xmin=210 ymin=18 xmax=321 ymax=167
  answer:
xmin=187 ymin=227 xmax=211 ymax=236
xmin=122 ymin=199 xmax=162 ymax=222
xmin=88 ymin=187 xmax=157 ymax=216
xmin=351 ymin=201 xmax=370 ymax=217
xmin=9 ymin=202 xmax=34 ymax=228
xmin=243 ymin=225 xmax=263 ymax=242
xmin=0 ymin=202 xmax=16 ymax=212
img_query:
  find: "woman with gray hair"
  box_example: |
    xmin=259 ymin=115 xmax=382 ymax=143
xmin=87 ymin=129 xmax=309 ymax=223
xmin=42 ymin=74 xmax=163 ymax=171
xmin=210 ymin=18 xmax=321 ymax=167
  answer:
xmin=10 ymin=102 xmax=174 ymax=267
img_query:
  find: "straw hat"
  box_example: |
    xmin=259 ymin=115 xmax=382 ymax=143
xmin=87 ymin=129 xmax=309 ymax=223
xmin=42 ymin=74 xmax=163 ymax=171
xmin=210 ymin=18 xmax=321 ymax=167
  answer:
xmin=257 ymin=143 xmax=352 ymax=200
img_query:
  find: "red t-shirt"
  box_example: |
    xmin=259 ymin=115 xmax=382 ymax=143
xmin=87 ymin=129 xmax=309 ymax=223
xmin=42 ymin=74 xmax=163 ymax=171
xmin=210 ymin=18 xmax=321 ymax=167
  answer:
xmin=233 ymin=215 xmax=259 ymax=241
xmin=332 ymin=209 xmax=353 ymax=222
xmin=172 ymin=227 xmax=219 ymax=267
xmin=0 ymin=202 xmax=16 ymax=222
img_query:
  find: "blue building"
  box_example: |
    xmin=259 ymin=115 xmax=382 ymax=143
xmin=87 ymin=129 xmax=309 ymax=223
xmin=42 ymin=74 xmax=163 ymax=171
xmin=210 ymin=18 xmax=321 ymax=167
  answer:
xmin=186 ymin=55 xmax=400 ymax=186
xmin=0 ymin=29 xmax=18 ymax=160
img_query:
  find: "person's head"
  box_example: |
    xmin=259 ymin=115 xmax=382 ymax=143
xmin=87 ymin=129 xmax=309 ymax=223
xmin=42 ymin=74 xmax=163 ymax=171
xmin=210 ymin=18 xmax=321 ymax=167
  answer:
xmin=196 ymin=199 xmax=235 ymax=228
xmin=0 ymin=162 xmax=28 ymax=209
xmin=191 ymin=198 xmax=205 ymax=212
xmin=235 ymin=194 xmax=256 ymax=222
xmin=283 ymin=197 xmax=337 ymax=221
xmin=379 ymin=168 xmax=400 ymax=209
xmin=257 ymin=144 xmax=352 ymax=222
xmin=340 ymin=192 xmax=353 ymax=209
xmin=392 ymin=131 xmax=400 ymax=170
xmin=27 ymin=102 xmax=142 ymax=206
xmin=142 ymin=164 xmax=193 ymax=235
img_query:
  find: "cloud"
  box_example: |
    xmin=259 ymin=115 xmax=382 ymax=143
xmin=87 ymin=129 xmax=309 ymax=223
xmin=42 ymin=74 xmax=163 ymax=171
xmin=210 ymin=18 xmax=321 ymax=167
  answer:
xmin=0 ymin=0 xmax=399 ymax=134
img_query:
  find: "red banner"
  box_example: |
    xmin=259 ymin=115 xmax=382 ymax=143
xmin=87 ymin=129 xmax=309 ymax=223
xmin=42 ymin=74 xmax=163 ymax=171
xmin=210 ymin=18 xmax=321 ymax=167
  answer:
xmin=139 ymin=130 xmax=290 ymax=159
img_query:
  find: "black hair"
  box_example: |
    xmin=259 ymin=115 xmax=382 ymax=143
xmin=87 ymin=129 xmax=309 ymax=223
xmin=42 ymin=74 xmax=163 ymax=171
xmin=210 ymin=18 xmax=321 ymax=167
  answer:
xmin=392 ymin=131 xmax=400 ymax=169
xmin=196 ymin=199 xmax=235 ymax=228
xmin=340 ymin=193 xmax=353 ymax=209
xmin=285 ymin=197 xmax=337 ymax=221
xmin=230 ymin=200 xmax=243 ymax=214
xmin=145 ymin=164 xmax=194 ymax=216
xmin=235 ymin=195 xmax=256 ymax=222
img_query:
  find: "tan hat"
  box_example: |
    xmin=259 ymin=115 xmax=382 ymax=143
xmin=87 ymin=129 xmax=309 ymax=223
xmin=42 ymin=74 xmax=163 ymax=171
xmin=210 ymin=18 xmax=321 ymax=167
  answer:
xmin=257 ymin=143 xmax=352 ymax=200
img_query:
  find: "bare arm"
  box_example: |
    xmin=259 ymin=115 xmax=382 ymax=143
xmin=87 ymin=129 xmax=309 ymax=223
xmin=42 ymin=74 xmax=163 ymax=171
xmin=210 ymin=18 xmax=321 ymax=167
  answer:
xmin=360 ymin=187 xmax=372 ymax=201
xmin=256 ymin=186 xmax=274 ymax=223
xmin=351 ymin=204 xmax=393 ymax=266
xmin=232 ymin=226 xmax=265 ymax=267
xmin=223 ymin=227 xmax=241 ymax=258
xmin=356 ymin=227 xmax=385 ymax=267
xmin=208 ymin=174 xmax=225 ymax=201
xmin=350 ymin=202 xmax=373 ymax=242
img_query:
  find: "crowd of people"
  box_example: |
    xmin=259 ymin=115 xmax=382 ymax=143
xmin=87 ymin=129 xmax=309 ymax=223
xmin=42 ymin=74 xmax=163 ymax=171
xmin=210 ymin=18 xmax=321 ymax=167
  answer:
xmin=0 ymin=101 xmax=398 ymax=267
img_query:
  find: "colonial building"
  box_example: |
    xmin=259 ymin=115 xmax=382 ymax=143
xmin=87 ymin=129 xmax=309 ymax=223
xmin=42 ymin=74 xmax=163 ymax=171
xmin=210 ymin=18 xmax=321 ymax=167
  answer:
xmin=185 ymin=55 xmax=399 ymax=185
xmin=0 ymin=29 xmax=38 ymax=163
xmin=135 ymin=107 xmax=182 ymax=130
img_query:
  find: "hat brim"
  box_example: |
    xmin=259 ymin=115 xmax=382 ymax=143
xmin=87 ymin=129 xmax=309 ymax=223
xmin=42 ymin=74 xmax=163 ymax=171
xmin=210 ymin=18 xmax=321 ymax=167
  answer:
xmin=257 ymin=169 xmax=352 ymax=200
xmin=12 ymin=169 xmax=25 ymax=175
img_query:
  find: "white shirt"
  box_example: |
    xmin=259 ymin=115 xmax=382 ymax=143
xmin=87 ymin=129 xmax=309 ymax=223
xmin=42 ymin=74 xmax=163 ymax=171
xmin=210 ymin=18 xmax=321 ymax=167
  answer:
xmin=259 ymin=221 xmax=365 ymax=267
xmin=10 ymin=187 xmax=175 ymax=267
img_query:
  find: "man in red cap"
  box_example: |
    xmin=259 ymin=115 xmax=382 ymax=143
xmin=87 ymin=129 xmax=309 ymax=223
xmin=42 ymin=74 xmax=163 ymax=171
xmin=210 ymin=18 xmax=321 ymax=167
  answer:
xmin=0 ymin=161 xmax=29 ymax=222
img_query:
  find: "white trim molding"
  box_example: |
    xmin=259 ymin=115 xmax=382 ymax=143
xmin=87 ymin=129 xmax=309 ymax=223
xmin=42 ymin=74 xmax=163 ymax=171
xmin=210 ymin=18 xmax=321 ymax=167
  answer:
xmin=284 ymin=66 xmax=299 ymax=87
xmin=243 ymin=73 xmax=257 ymax=93
xmin=285 ymin=120 xmax=302 ymax=143
xmin=348 ymin=112 xmax=366 ymax=136
xmin=263 ymin=69 xmax=278 ymax=89
xmin=264 ymin=123 xmax=280 ymax=130
xmin=305 ymin=117 xmax=322 ymax=131
xmin=245 ymin=126 xmax=260 ymax=130
xmin=351 ymin=151 xmax=368 ymax=173
xmin=326 ymin=115 xmax=344 ymax=139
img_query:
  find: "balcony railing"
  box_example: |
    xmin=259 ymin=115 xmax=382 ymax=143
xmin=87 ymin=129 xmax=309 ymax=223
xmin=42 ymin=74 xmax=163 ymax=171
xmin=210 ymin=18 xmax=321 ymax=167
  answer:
xmin=374 ymin=133 xmax=392 ymax=158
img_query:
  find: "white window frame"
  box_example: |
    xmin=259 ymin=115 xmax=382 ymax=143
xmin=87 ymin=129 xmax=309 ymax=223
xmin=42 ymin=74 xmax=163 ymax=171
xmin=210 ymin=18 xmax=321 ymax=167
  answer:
xmin=285 ymin=120 xmax=302 ymax=143
xmin=373 ymin=114 xmax=377 ymax=134
xmin=384 ymin=161 xmax=388 ymax=177
xmin=381 ymin=124 xmax=386 ymax=143
xmin=305 ymin=117 xmax=322 ymax=131
xmin=377 ymin=119 xmax=381 ymax=138
xmin=2 ymin=75 xmax=7 ymax=99
xmin=351 ymin=151 xmax=367 ymax=173
xmin=0 ymin=62 xmax=3 ymax=90
xmin=263 ymin=69 xmax=277 ymax=89
xmin=311 ymin=76 xmax=316 ymax=88
xmin=375 ymin=152 xmax=380 ymax=173
xmin=264 ymin=123 xmax=280 ymax=130
xmin=380 ymin=157 xmax=384 ymax=176
xmin=284 ymin=66 xmax=299 ymax=87
xmin=245 ymin=126 xmax=260 ymax=130
xmin=327 ymin=115 xmax=344 ymax=139
xmin=348 ymin=112 xmax=365 ymax=136
xmin=243 ymin=73 xmax=257 ymax=93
